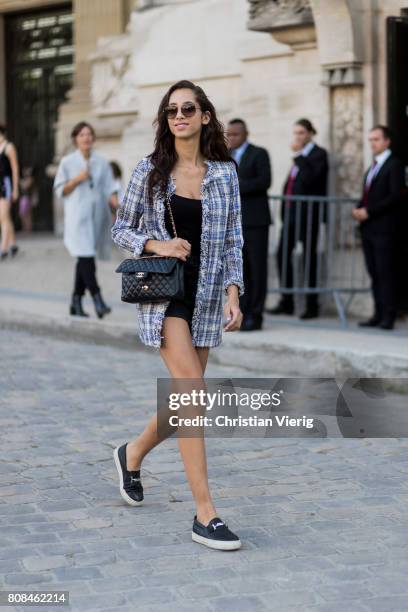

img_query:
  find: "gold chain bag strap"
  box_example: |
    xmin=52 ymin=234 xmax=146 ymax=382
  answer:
xmin=115 ymin=195 xmax=185 ymax=303
xmin=165 ymin=193 xmax=178 ymax=239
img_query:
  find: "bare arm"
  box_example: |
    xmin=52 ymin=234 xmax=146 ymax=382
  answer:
xmin=62 ymin=168 xmax=90 ymax=196
xmin=62 ymin=176 xmax=81 ymax=196
xmin=142 ymin=238 xmax=191 ymax=257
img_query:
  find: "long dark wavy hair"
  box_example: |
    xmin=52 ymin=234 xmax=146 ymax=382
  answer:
xmin=147 ymin=80 xmax=233 ymax=199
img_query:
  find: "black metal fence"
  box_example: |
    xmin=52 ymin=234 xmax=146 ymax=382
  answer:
xmin=267 ymin=195 xmax=370 ymax=326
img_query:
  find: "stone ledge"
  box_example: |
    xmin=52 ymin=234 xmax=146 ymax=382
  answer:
xmin=1 ymin=307 xmax=407 ymax=379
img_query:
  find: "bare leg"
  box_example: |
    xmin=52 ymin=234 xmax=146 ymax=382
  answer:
xmin=126 ymin=322 xmax=210 ymax=470
xmin=21 ymin=211 xmax=33 ymax=233
xmin=125 ymin=405 xmax=174 ymax=471
xmin=8 ymin=214 xmax=17 ymax=248
xmin=127 ymin=316 xmax=216 ymax=526
xmin=0 ymin=199 xmax=17 ymax=251
xmin=0 ymin=199 xmax=11 ymax=252
xmin=160 ymin=317 xmax=216 ymax=525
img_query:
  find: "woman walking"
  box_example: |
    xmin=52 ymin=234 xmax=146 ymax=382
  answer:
xmin=0 ymin=125 xmax=19 ymax=259
xmin=112 ymin=80 xmax=244 ymax=550
xmin=54 ymin=121 xmax=118 ymax=318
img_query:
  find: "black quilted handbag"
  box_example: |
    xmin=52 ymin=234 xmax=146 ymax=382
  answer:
xmin=115 ymin=196 xmax=185 ymax=304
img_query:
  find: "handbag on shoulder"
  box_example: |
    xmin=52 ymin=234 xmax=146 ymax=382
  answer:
xmin=115 ymin=196 xmax=185 ymax=304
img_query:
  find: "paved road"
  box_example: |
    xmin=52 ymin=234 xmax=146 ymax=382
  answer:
xmin=0 ymin=232 xmax=384 ymax=329
xmin=1 ymin=234 xmax=408 ymax=380
xmin=1 ymin=330 xmax=408 ymax=612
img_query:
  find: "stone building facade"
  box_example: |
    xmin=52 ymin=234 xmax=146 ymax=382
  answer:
xmin=1 ymin=0 xmax=407 ymax=231
xmin=0 ymin=0 xmax=135 ymax=230
xmin=87 ymin=0 xmax=408 ymax=202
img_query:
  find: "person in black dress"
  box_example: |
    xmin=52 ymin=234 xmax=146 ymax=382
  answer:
xmin=164 ymin=193 xmax=202 ymax=328
xmin=0 ymin=125 xmax=20 ymax=259
xmin=112 ymin=80 xmax=244 ymax=552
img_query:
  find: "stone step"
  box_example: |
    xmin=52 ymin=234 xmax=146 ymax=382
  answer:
xmin=1 ymin=306 xmax=407 ymax=378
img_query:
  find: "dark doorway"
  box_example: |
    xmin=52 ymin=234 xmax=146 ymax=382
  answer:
xmin=387 ymin=16 xmax=408 ymax=313
xmin=5 ymin=5 xmax=73 ymax=231
xmin=387 ymin=17 xmax=408 ymax=166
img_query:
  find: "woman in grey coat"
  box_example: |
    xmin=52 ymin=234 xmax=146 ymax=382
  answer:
xmin=54 ymin=121 xmax=118 ymax=318
xmin=112 ymin=80 xmax=244 ymax=550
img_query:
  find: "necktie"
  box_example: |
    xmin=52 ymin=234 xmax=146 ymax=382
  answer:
xmin=362 ymin=160 xmax=377 ymax=207
xmin=284 ymin=165 xmax=297 ymax=207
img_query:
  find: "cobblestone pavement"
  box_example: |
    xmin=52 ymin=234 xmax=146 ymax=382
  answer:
xmin=1 ymin=329 xmax=408 ymax=612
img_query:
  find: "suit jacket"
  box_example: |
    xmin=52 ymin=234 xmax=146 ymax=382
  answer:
xmin=357 ymin=154 xmax=405 ymax=236
xmin=235 ymin=144 xmax=272 ymax=228
xmin=281 ymin=143 xmax=329 ymax=228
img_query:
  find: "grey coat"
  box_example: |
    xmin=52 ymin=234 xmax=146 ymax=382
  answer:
xmin=54 ymin=149 xmax=115 ymax=260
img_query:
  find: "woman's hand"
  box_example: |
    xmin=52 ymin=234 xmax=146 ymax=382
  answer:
xmin=76 ymin=168 xmax=91 ymax=184
xmin=155 ymin=238 xmax=191 ymax=261
xmin=12 ymin=188 xmax=19 ymax=203
xmin=223 ymin=296 xmax=243 ymax=332
xmin=62 ymin=169 xmax=90 ymax=196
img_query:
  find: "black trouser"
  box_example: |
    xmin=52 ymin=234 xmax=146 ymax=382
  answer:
xmin=73 ymin=257 xmax=100 ymax=297
xmin=239 ymin=225 xmax=269 ymax=321
xmin=361 ymin=230 xmax=396 ymax=321
xmin=276 ymin=220 xmax=319 ymax=310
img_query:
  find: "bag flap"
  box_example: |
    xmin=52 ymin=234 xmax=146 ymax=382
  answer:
xmin=115 ymin=256 xmax=179 ymax=275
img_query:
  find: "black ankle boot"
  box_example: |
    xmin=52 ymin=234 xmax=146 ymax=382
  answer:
xmin=92 ymin=292 xmax=111 ymax=319
xmin=70 ymin=294 xmax=89 ymax=317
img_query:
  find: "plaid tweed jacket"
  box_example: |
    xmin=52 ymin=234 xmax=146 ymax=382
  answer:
xmin=111 ymin=156 xmax=244 ymax=349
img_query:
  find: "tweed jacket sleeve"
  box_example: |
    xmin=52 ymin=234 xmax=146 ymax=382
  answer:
xmin=111 ymin=158 xmax=151 ymax=256
xmin=223 ymin=163 xmax=245 ymax=297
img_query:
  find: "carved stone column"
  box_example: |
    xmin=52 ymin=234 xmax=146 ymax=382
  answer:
xmin=324 ymin=67 xmax=364 ymax=198
xmin=306 ymin=0 xmax=365 ymax=196
xmin=53 ymin=0 xmax=127 ymax=234
xmin=247 ymin=0 xmax=365 ymax=197
xmin=54 ymin=0 xmax=129 ymax=157
xmin=72 ymin=0 xmax=125 ymax=102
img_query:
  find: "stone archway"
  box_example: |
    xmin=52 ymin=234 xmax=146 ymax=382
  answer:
xmin=247 ymin=0 xmax=366 ymax=195
xmin=309 ymin=0 xmax=365 ymax=196
xmin=310 ymin=0 xmax=363 ymax=68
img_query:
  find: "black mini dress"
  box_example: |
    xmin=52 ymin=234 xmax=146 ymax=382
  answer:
xmin=164 ymin=193 xmax=202 ymax=330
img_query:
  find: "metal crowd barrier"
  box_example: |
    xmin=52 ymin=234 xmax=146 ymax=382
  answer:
xmin=267 ymin=195 xmax=370 ymax=327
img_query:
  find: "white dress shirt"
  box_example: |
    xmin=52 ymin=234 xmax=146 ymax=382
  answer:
xmin=365 ymin=148 xmax=392 ymax=187
xmin=289 ymin=141 xmax=315 ymax=178
xmin=231 ymin=141 xmax=250 ymax=166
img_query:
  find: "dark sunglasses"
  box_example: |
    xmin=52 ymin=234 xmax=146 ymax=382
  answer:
xmin=163 ymin=103 xmax=199 ymax=120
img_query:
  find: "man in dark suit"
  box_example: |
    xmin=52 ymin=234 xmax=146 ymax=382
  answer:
xmin=227 ymin=118 xmax=272 ymax=331
xmin=267 ymin=118 xmax=328 ymax=319
xmin=352 ymin=125 xmax=405 ymax=330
